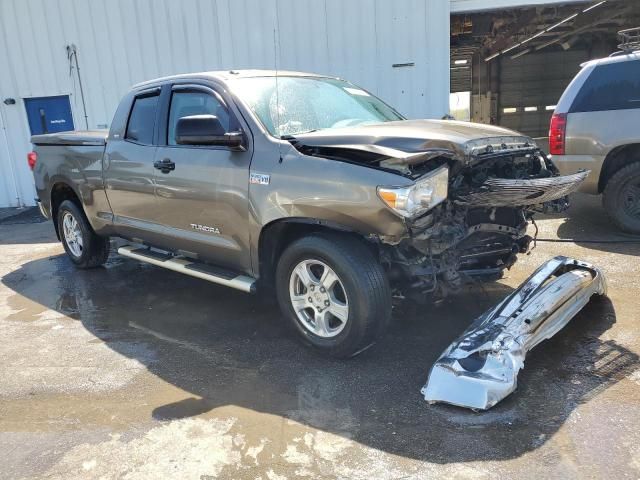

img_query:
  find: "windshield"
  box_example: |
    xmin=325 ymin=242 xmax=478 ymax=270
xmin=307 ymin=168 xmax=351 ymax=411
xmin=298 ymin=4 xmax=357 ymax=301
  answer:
xmin=231 ymin=76 xmax=404 ymax=137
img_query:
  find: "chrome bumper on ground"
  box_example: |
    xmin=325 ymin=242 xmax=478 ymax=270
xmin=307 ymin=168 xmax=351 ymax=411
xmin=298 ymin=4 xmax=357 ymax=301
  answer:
xmin=422 ymin=256 xmax=606 ymax=410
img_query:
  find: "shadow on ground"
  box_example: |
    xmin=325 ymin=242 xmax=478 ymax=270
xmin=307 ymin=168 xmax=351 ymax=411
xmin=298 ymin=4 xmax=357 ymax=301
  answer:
xmin=545 ymin=193 xmax=640 ymax=255
xmin=2 ymin=242 xmax=638 ymax=464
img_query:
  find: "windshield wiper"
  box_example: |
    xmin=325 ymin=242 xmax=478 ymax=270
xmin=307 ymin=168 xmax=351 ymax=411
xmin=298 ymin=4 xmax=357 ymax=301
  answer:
xmin=280 ymin=129 xmax=319 ymax=140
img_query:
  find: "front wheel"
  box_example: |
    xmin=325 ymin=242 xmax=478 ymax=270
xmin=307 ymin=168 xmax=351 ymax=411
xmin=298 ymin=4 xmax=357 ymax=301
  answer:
xmin=57 ymin=200 xmax=110 ymax=268
xmin=275 ymin=234 xmax=391 ymax=358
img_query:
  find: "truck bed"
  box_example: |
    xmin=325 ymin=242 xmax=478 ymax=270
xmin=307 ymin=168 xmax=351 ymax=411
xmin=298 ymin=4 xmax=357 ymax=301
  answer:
xmin=31 ymin=130 xmax=108 ymax=146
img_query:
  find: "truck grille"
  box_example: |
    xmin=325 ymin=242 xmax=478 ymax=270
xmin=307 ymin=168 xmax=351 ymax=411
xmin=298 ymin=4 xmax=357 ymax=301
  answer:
xmin=454 ymin=171 xmax=589 ymax=207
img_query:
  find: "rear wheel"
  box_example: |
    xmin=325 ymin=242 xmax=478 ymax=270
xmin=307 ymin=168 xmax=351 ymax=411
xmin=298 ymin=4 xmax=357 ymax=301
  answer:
xmin=275 ymin=234 xmax=391 ymax=358
xmin=603 ymin=161 xmax=640 ymax=234
xmin=57 ymin=200 xmax=110 ymax=268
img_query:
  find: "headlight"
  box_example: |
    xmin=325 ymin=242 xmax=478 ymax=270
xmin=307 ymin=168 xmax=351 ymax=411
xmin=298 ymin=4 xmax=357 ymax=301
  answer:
xmin=377 ymin=166 xmax=448 ymax=218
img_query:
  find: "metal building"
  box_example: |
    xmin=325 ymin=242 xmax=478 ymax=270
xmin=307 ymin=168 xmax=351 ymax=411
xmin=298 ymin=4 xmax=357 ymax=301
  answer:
xmin=0 ymin=0 xmax=581 ymax=208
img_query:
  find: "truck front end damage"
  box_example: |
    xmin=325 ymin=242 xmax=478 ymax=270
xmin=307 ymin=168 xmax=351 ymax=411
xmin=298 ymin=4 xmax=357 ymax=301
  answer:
xmin=421 ymin=256 xmax=606 ymax=410
xmin=290 ymin=121 xmax=588 ymax=297
xmin=379 ymin=145 xmax=588 ymax=297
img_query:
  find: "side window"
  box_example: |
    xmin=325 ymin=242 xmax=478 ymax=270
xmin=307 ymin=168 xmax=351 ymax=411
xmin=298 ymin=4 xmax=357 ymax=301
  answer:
xmin=125 ymin=94 xmax=159 ymax=144
xmin=570 ymin=60 xmax=640 ymax=113
xmin=168 ymin=91 xmax=231 ymax=146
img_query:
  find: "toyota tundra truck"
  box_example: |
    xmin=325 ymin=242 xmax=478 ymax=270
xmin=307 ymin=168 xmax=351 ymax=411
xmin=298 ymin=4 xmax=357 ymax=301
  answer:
xmin=30 ymin=70 xmax=590 ymax=359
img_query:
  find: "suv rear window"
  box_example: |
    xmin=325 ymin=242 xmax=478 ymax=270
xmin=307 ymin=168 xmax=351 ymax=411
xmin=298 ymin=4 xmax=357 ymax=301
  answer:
xmin=570 ymin=59 xmax=640 ymax=113
xmin=125 ymin=94 xmax=159 ymax=144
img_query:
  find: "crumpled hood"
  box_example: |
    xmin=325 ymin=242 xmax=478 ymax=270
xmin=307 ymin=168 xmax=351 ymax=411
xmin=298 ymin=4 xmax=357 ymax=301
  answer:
xmin=290 ymin=119 xmax=537 ymax=162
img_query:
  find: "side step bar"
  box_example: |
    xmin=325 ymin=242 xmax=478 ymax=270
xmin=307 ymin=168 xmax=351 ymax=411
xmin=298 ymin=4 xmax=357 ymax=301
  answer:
xmin=117 ymin=245 xmax=256 ymax=293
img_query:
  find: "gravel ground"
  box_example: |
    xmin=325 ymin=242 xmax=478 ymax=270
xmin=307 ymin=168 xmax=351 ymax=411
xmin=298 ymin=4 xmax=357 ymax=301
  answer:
xmin=1 ymin=194 xmax=639 ymax=479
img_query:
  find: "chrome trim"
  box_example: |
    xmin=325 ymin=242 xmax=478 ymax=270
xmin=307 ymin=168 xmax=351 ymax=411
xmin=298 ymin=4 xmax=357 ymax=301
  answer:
xmin=422 ymin=256 xmax=606 ymax=410
xmin=118 ymin=245 xmax=256 ymax=293
xmin=454 ymin=171 xmax=589 ymax=207
xmin=36 ymin=199 xmax=49 ymax=219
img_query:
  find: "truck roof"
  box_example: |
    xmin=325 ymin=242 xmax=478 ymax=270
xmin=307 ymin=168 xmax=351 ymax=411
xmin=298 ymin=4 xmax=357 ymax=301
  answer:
xmin=132 ymin=69 xmax=331 ymax=90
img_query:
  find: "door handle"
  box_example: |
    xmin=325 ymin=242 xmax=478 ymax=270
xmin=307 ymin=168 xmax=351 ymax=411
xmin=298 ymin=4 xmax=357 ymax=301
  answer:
xmin=154 ymin=158 xmax=175 ymax=174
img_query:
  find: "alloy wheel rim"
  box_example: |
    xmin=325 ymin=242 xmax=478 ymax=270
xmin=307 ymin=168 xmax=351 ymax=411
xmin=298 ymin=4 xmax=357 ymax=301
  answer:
xmin=62 ymin=212 xmax=83 ymax=257
xmin=289 ymin=259 xmax=349 ymax=338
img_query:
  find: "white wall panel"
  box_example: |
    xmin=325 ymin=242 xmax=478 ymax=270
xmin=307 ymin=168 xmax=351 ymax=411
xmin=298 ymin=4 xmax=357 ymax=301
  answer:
xmin=0 ymin=0 xmax=451 ymax=207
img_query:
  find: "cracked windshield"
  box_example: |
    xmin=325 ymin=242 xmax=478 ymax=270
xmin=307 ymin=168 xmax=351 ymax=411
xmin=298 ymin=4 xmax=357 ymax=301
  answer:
xmin=232 ymin=76 xmax=403 ymax=137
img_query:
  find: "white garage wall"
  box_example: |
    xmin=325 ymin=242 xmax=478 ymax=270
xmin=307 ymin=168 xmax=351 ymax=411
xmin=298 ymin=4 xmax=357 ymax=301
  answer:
xmin=0 ymin=0 xmax=450 ymax=208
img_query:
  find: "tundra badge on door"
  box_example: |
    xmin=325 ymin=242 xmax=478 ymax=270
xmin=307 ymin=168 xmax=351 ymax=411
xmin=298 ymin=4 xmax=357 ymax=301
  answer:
xmin=190 ymin=224 xmax=221 ymax=234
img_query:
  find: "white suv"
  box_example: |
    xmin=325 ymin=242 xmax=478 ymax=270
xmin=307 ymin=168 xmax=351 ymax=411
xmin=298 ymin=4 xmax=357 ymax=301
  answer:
xmin=550 ymin=52 xmax=640 ymax=233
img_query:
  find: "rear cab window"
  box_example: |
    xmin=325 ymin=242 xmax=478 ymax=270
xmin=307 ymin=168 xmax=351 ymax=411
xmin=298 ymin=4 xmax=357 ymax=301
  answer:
xmin=570 ymin=59 xmax=640 ymax=113
xmin=125 ymin=93 xmax=160 ymax=144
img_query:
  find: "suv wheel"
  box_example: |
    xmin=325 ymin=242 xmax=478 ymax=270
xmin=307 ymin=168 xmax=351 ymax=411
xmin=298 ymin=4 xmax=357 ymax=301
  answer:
xmin=603 ymin=161 xmax=640 ymax=234
xmin=57 ymin=200 xmax=110 ymax=268
xmin=275 ymin=234 xmax=391 ymax=358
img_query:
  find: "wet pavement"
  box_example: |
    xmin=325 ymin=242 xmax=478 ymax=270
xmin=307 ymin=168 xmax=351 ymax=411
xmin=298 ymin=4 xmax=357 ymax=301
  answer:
xmin=1 ymin=194 xmax=639 ymax=479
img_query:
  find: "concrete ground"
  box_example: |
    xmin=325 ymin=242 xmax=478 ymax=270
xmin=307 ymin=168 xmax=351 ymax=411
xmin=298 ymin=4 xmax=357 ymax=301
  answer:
xmin=1 ymin=194 xmax=639 ymax=480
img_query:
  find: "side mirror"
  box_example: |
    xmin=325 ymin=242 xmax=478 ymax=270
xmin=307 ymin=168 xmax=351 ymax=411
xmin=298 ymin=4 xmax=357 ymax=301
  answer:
xmin=175 ymin=114 xmax=244 ymax=149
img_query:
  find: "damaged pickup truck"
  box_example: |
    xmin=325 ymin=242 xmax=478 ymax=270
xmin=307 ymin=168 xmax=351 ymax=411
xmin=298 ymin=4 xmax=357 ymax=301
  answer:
xmin=30 ymin=71 xmax=600 ymax=384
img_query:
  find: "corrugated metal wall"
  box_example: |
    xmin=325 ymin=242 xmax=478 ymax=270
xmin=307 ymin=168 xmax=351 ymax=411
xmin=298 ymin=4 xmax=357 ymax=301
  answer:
xmin=0 ymin=0 xmax=450 ymax=208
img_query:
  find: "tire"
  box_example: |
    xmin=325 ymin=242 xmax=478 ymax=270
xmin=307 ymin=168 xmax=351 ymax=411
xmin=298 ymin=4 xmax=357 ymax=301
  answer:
xmin=602 ymin=161 xmax=640 ymax=234
xmin=57 ymin=200 xmax=110 ymax=268
xmin=275 ymin=233 xmax=391 ymax=358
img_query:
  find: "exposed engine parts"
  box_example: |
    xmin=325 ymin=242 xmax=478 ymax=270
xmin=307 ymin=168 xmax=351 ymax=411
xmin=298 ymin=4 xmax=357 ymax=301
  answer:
xmin=378 ymin=149 xmax=587 ymax=297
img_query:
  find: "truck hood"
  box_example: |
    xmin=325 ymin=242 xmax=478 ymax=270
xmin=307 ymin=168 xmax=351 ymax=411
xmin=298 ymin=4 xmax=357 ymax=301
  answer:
xmin=289 ymin=119 xmax=537 ymax=165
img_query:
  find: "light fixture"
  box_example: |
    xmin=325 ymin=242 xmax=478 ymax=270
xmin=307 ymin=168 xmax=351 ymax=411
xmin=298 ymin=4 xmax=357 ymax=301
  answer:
xmin=485 ymin=0 xmax=607 ymax=62
xmin=511 ymin=48 xmax=531 ymax=59
xmin=547 ymin=12 xmax=578 ymax=32
xmin=583 ymin=1 xmax=606 ymax=13
xmin=485 ymin=51 xmax=500 ymax=62
xmin=454 ymin=59 xmax=468 ymax=65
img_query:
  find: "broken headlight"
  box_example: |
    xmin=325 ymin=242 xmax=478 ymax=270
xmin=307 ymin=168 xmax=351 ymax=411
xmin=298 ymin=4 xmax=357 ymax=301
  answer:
xmin=377 ymin=166 xmax=448 ymax=218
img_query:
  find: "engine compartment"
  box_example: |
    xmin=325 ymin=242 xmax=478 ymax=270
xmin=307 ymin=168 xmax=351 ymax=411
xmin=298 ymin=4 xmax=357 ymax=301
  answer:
xmin=377 ymin=149 xmax=585 ymax=297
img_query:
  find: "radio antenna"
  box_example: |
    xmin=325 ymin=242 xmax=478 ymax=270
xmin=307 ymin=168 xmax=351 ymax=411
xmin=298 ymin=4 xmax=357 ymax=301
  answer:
xmin=274 ymin=3 xmax=283 ymax=160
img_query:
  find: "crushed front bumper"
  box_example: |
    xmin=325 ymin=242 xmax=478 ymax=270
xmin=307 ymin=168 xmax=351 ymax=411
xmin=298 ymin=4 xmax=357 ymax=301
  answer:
xmin=421 ymin=256 xmax=606 ymax=410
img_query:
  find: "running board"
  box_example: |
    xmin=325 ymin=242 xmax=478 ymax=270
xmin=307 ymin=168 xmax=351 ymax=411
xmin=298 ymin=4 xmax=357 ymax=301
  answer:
xmin=117 ymin=245 xmax=256 ymax=293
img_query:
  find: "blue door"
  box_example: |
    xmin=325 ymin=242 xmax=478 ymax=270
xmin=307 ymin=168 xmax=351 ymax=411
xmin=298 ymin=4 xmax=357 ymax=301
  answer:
xmin=24 ymin=95 xmax=74 ymax=135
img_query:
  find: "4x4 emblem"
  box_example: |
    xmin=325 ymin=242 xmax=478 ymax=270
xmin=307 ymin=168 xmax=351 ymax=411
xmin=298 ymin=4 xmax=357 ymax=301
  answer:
xmin=250 ymin=172 xmax=270 ymax=185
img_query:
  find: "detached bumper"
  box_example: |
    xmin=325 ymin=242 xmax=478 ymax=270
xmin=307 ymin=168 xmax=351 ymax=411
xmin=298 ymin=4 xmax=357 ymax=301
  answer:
xmin=454 ymin=171 xmax=589 ymax=207
xmin=421 ymin=256 xmax=606 ymax=410
xmin=552 ymin=154 xmax=603 ymax=194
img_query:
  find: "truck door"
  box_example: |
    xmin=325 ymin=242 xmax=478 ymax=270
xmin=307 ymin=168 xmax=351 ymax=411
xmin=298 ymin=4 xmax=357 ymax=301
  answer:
xmin=103 ymin=89 xmax=160 ymax=241
xmin=150 ymin=84 xmax=252 ymax=273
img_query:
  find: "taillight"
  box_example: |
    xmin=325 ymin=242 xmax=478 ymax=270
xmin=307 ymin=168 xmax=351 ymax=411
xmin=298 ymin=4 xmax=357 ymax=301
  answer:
xmin=27 ymin=151 xmax=37 ymax=170
xmin=549 ymin=113 xmax=567 ymax=155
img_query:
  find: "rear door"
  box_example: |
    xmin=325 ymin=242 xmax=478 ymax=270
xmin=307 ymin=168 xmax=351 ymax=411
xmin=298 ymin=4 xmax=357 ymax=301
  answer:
xmin=150 ymin=83 xmax=252 ymax=272
xmin=103 ymin=88 xmax=161 ymax=240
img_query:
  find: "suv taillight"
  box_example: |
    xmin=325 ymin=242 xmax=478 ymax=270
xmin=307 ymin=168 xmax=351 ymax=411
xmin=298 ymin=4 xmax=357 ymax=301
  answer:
xmin=549 ymin=113 xmax=567 ymax=155
xmin=27 ymin=151 xmax=37 ymax=170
